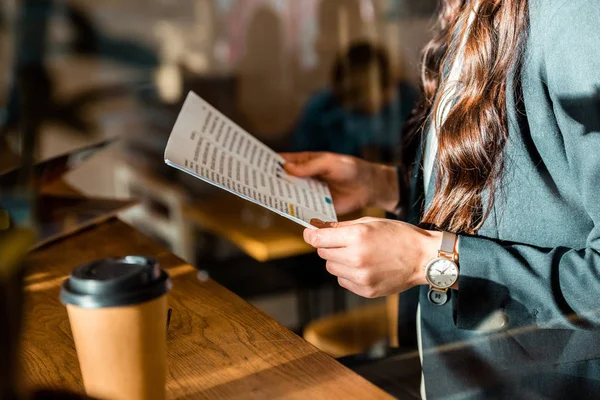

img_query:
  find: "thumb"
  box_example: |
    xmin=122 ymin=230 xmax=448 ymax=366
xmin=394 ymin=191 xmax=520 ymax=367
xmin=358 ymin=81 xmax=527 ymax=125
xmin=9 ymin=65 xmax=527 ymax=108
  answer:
xmin=310 ymin=219 xmax=356 ymax=228
xmin=311 ymin=217 xmax=381 ymax=228
xmin=347 ymin=216 xmax=382 ymax=225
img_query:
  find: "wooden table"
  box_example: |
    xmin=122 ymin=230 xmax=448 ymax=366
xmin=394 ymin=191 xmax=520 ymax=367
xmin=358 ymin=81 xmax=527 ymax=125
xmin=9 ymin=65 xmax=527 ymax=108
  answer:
xmin=21 ymin=218 xmax=393 ymax=399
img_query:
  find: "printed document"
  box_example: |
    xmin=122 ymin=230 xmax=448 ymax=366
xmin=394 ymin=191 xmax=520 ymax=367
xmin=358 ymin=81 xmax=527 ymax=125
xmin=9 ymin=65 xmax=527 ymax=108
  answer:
xmin=164 ymin=91 xmax=338 ymax=229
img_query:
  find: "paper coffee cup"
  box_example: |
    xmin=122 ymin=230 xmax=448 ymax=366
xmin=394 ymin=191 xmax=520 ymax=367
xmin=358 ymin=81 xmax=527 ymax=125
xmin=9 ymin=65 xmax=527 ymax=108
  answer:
xmin=60 ymin=256 xmax=171 ymax=400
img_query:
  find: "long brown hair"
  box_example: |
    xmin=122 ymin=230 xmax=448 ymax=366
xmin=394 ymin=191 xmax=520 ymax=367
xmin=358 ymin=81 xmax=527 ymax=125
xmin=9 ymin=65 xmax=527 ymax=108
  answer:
xmin=404 ymin=0 xmax=529 ymax=234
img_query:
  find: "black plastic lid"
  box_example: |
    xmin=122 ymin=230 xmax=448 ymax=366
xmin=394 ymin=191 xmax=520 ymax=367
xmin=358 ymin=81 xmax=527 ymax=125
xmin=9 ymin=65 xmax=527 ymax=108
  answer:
xmin=60 ymin=256 xmax=171 ymax=308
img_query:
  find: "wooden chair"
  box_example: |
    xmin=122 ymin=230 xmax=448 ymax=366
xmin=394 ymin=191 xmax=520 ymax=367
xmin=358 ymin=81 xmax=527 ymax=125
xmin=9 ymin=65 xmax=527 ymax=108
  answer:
xmin=303 ymin=293 xmax=399 ymax=358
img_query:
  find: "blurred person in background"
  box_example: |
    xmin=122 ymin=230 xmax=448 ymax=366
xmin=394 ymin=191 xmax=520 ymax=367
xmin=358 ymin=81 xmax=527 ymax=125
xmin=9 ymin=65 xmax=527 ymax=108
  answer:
xmin=303 ymin=0 xmax=364 ymax=94
xmin=283 ymin=0 xmax=600 ymax=398
xmin=292 ymin=41 xmax=418 ymax=162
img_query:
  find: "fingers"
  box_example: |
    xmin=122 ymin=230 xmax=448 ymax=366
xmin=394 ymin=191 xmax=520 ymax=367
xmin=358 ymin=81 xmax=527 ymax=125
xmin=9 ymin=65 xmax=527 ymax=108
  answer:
xmin=303 ymin=225 xmax=357 ymax=248
xmin=305 ymin=218 xmax=385 ymax=248
xmin=279 ymin=152 xmax=321 ymax=164
xmin=337 ymin=277 xmax=359 ymax=292
xmin=318 ymin=247 xmax=354 ymax=265
xmin=326 ymin=262 xmax=370 ymax=289
xmin=337 ymin=277 xmax=380 ymax=299
xmin=281 ymin=152 xmax=334 ymax=178
xmin=325 ymin=261 xmax=356 ymax=282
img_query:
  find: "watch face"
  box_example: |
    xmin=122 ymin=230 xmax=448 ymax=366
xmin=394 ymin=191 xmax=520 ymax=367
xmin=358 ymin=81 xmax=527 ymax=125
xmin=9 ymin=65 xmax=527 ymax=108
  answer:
xmin=425 ymin=258 xmax=458 ymax=289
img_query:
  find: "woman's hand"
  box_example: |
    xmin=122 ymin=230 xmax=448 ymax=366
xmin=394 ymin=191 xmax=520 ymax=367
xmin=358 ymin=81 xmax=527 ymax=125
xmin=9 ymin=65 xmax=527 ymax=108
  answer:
xmin=304 ymin=218 xmax=442 ymax=298
xmin=279 ymin=152 xmax=399 ymax=215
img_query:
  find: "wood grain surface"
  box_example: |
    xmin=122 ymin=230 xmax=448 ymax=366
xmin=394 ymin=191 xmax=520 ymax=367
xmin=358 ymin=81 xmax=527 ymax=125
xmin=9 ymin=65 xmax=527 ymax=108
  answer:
xmin=20 ymin=219 xmax=393 ymax=399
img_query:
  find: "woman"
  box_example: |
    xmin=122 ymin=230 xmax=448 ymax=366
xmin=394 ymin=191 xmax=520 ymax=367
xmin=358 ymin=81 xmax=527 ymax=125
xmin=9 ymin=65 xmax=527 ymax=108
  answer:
xmin=282 ymin=0 xmax=600 ymax=398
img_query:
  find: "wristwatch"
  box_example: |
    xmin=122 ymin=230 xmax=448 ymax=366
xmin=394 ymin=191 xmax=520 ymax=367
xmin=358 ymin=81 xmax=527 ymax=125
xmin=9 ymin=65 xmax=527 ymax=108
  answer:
xmin=424 ymin=231 xmax=459 ymax=306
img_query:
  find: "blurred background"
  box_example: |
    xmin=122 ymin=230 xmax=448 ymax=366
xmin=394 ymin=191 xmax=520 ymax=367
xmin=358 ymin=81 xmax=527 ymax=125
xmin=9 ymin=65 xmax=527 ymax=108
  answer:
xmin=0 ymin=0 xmax=436 ymax=387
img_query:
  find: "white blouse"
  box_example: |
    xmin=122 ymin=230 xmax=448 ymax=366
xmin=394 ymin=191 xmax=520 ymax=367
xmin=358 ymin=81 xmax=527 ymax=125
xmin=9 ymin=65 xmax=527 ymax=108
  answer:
xmin=418 ymin=7 xmax=477 ymax=398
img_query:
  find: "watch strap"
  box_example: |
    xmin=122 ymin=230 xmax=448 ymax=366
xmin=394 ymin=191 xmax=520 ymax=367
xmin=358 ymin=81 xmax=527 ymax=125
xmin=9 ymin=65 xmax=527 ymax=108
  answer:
xmin=440 ymin=231 xmax=456 ymax=254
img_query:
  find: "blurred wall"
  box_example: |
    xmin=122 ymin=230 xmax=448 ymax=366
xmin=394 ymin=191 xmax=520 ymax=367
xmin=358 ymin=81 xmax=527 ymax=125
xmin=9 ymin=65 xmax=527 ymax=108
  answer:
xmin=2 ymin=0 xmax=433 ymax=197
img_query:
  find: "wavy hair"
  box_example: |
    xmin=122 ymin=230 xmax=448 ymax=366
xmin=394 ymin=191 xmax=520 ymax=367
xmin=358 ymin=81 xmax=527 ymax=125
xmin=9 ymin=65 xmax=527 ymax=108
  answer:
xmin=403 ymin=0 xmax=529 ymax=234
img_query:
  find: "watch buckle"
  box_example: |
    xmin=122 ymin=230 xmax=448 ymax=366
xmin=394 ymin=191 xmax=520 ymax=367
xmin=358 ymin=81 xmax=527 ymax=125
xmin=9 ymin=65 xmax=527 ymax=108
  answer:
xmin=438 ymin=250 xmax=457 ymax=262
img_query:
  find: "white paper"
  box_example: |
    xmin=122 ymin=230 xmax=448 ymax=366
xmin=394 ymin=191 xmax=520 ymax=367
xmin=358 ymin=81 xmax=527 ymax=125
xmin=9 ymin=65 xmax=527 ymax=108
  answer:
xmin=164 ymin=91 xmax=338 ymax=229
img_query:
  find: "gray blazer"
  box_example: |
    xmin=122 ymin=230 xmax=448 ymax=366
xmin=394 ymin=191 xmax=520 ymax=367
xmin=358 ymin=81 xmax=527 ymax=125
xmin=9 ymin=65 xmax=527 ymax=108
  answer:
xmin=404 ymin=0 xmax=600 ymax=398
